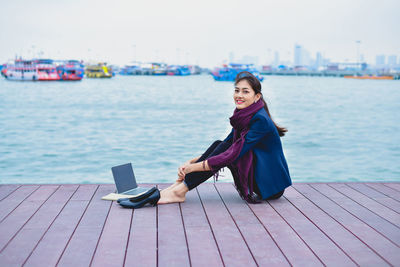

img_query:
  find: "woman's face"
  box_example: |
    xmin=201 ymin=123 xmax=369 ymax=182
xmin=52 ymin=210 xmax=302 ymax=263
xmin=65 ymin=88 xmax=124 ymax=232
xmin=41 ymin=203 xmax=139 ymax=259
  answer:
xmin=234 ymin=79 xmax=261 ymax=109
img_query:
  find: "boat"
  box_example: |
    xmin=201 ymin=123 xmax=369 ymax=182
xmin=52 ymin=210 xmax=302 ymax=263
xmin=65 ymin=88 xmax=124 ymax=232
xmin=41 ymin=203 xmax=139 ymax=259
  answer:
xmin=167 ymin=65 xmax=190 ymax=76
xmin=56 ymin=60 xmax=84 ymax=81
xmin=152 ymin=63 xmax=168 ymax=75
xmin=344 ymin=75 xmax=394 ymax=80
xmin=211 ymin=63 xmax=264 ymax=81
xmin=119 ymin=62 xmax=141 ymax=75
xmin=1 ymin=59 xmax=60 ymax=81
xmin=35 ymin=59 xmax=61 ymax=81
xmin=1 ymin=59 xmax=36 ymax=80
xmin=188 ymin=65 xmax=201 ymax=75
xmin=85 ymin=63 xmax=112 ymax=78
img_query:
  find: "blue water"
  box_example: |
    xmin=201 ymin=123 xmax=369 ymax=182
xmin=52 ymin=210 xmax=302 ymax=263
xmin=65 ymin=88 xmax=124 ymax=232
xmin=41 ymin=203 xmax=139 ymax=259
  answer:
xmin=1 ymin=75 xmax=399 ymax=184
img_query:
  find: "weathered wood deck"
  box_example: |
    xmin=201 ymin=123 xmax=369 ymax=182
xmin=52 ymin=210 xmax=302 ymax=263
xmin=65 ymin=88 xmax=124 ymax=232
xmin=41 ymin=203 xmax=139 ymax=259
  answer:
xmin=0 ymin=182 xmax=399 ymax=266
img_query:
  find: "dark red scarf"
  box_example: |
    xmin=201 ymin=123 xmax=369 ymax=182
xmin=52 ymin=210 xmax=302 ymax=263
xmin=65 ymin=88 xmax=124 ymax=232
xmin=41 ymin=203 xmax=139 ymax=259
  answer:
xmin=208 ymin=100 xmax=264 ymax=203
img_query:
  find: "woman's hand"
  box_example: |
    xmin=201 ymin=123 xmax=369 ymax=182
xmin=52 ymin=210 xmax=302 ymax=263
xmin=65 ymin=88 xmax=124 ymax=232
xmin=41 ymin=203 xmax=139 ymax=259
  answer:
xmin=177 ymin=163 xmax=194 ymax=180
xmin=177 ymin=166 xmax=186 ymax=181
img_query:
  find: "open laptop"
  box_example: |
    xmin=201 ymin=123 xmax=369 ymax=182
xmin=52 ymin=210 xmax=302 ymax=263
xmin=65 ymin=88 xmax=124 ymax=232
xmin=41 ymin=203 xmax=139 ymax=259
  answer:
xmin=111 ymin=163 xmax=151 ymax=195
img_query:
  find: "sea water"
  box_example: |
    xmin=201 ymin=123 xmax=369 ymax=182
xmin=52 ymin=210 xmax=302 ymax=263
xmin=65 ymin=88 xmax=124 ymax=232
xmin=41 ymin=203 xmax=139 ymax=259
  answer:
xmin=0 ymin=75 xmax=399 ymax=184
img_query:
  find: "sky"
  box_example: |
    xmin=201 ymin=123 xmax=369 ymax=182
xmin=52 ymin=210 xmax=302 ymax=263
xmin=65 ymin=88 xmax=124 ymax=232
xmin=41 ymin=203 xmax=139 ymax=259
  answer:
xmin=0 ymin=0 xmax=399 ymax=67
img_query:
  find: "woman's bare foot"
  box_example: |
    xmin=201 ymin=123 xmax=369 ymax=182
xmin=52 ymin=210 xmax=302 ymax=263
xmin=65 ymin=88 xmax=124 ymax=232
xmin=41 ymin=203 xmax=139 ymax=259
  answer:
xmin=158 ymin=183 xmax=188 ymax=204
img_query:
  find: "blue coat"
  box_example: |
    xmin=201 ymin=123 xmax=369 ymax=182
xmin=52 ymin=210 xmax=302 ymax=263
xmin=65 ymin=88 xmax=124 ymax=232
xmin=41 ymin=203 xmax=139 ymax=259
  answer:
xmin=223 ymin=108 xmax=292 ymax=199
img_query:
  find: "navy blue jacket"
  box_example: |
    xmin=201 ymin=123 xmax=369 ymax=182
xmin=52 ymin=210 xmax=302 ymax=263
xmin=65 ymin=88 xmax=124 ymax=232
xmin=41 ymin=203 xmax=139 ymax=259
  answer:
xmin=224 ymin=108 xmax=292 ymax=199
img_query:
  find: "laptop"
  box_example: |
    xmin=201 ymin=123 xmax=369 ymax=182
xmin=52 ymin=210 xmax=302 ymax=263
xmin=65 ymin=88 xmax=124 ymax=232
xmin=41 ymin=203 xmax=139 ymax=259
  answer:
xmin=111 ymin=163 xmax=150 ymax=195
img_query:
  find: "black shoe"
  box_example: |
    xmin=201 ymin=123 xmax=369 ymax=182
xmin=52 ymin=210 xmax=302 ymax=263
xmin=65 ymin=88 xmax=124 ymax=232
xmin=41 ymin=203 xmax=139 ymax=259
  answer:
xmin=119 ymin=189 xmax=160 ymax=209
xmin=117 ymin=187 xmax=158 ymax=203
xmin=267 ymin=190 xmax=284 ymax=200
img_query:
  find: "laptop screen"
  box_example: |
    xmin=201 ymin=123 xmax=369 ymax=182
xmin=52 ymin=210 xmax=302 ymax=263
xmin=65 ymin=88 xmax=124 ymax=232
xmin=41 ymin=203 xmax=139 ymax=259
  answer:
xmin=111 ymin=163 xmax=138 ymax=193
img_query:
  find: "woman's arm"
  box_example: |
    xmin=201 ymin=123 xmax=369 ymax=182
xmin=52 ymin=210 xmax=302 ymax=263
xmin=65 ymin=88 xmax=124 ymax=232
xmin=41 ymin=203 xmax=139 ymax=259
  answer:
xmin=207 ymin=116 xmax=272 ymax=171
xmin=184 ymin=160 xmax=210 ymax=174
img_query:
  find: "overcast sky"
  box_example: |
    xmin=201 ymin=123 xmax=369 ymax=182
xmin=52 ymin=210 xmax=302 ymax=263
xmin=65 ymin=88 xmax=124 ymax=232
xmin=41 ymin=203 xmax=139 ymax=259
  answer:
xmin=1 ymin=0 xmax=399 ymax=67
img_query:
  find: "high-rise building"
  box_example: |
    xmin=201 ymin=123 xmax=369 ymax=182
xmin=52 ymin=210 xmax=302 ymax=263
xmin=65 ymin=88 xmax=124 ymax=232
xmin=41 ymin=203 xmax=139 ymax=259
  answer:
xmin=375 ymin=55 xmax=386 ymax=66
xmin=387 ymin=55 xmax=397 ymax=66
xmin=294 ymin=44 xmax=302 ymax=66
xmin=273 ymin=51 xmax=280 ymax=67
xmin=315 ymin=52 xmax=322 ymax=69
xmin=240 ymin=55 xmax=259 ymax=65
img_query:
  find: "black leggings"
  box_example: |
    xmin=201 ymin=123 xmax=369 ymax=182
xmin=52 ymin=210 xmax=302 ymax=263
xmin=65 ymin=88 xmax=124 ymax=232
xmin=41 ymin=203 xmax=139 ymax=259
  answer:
xmin=183 ymin=140 xmax=284 ymax=200
xmin=183 ymin=140 xmax=230 ymax=191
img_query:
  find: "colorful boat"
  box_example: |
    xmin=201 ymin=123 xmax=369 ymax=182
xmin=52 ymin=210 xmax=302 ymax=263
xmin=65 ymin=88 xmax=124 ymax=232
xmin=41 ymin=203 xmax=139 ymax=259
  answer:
xmin=119 ymin=62 xmax=141 ymax=75
xmin=35 ymin=59 xmax=61 ymax=81
xmin=211 ymin=63 xmax=264 ymax=81
xmin=1 ymin=59 xmax=60 ymax=81
xmin=188 ymin=65 xmax=201 ymax=75
xmin=1 ymin=59 xmax=36 ymax=80
xmin=56 ymin=60 xmax=84 ymax=81
xmin=85 ymin=63 xmax=112 ymax=78
xmin=344 ymin=75 xmax=394 ymax=80
xmin=152 ymin=63 xmax=168 ymax=75
xmin=167 ymin=65 xmax=190 ymax=76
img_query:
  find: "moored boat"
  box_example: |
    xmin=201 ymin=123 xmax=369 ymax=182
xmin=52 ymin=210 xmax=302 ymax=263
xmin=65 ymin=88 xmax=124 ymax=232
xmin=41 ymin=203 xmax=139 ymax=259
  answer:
xmin=35 ymin=59 xmax=60 ymax=81
xmin=1 ymin=59 xmax=38 ymax=81
xmin=152 ymin=63 xmax=167 ymax=75
xmin=85 ymin=63 xmax=112 ymax=78
xmin=57 ymin=60 xmax=84 ymax=81
xmin=1 ymin=59 xmax=61 ymax=81
xmin=167 ymin=65 xmax=190 ymax=76
xmin=211 ymin=63 xmax=264 ymax=81
xmin=344 ymin=75 xmax=394 ymax=80
xmin=119 ymin=62 xmax=141 ymax=75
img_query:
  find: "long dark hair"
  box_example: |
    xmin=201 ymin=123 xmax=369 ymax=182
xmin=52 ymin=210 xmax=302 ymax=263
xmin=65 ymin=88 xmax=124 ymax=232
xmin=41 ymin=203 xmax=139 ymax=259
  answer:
xmin=235 ymin=71 xmax=287 ymax=137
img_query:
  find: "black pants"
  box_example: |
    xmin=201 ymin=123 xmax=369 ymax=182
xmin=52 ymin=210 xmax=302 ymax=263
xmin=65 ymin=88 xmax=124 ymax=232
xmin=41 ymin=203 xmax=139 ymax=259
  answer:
xmin=183 ymin=140 xmax=230 ymax=190
xmin=183 ymin=140 xmax=284 ymax=200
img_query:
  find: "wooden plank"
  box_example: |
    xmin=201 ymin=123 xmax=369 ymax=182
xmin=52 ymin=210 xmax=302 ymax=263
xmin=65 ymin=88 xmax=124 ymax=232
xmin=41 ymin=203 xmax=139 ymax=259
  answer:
xmin=285 ymin=186 xmax=389 ymax=266
xmin=346 ymin=183 xmax=400 ymax=213
xmin=180 ymin=185 xmax=224 ymax=267
xmin=69 ymin=184 xmax=99 ymax=201
xmin=215 ymin=183 xmax=290 ymax=266
xmin=197 ymin=183 xmax=258 ymax=266
xmin=268 ymin=191 xmax=356 ymax=266
xmin=0 ymin=185 xmax=78 ymax=266
xmin=311 ymin=183 xmax=400 ymax=246
xmin=295 ymin=184 xmax=400 ymax=266
xmin=330 ymin=183 xmax=400 ymax=227
xmin=157 ymin=184 xmax=191 ymax=266
xmin=91 ymin=201 xmax=132 ymax=267
xmin=57 ymin=185 xmax=113 ymax=266
xmin=0 ymin=185 xmax=58 ymax=252
xmin=23 ymin=185 xmax=98 ymax=267
xmin=125 ymin=208 xmax=157 ymax=266
xmin=57 ymin=185 xmax=114 ymax=267
xmin=367 ymin=183 xmax=400 ymax=201
xmin=0 ymin=185 xmax=39 ymax=222
xmin=124 ymin=184 xmax=157 ymax=267
xmin=384 ymin=183 xmax=400 ymax=192
xmin=247 ymin=197 xmax=323 ymax=266
xmin=0 ymin=185 xmax=20 ymax=201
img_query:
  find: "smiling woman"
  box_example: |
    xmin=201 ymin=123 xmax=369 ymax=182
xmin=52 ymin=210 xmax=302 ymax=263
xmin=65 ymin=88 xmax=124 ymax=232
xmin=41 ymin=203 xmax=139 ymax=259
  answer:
xmin=118 ymin=71 xmax=292 ymax=208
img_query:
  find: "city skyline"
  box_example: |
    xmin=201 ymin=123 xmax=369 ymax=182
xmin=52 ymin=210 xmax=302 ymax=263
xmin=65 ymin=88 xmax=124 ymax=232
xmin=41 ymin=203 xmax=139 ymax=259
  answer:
xmin=1 ymin=0 xmax=399 ymax=68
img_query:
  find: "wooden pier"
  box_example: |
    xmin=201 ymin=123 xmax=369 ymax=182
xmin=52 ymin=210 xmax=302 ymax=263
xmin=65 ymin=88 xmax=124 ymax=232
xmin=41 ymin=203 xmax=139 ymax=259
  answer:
xmin=0 ymin=182 xmax=399 ymax=266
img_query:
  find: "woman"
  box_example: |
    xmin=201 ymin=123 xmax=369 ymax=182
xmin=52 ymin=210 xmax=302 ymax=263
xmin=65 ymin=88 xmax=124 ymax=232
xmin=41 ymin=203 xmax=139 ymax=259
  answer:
xmin=119 ymin=71 xmax=292 ymax=208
